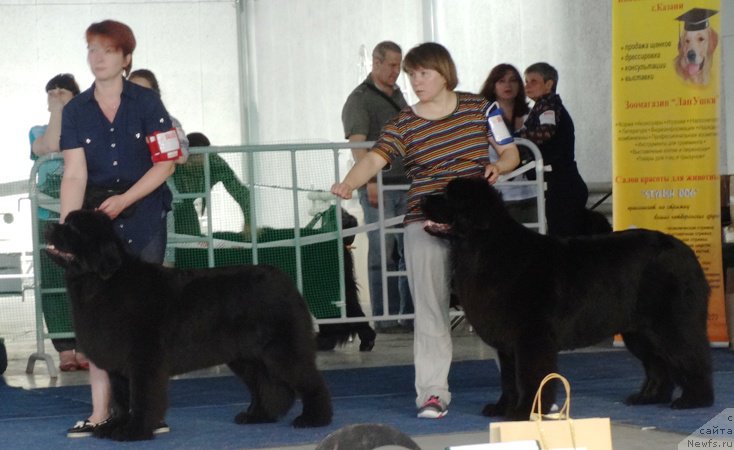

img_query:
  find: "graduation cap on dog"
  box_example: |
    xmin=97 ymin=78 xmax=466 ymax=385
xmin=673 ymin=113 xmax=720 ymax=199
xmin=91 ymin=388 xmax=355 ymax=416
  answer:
xmin=675 ymin=7 xmax=718 ymax=31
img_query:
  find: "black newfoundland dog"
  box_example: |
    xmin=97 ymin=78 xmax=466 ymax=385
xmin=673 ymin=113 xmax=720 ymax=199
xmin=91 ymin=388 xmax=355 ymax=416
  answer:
xmin=422 ymin=177 xmax=713 ymax=419
xmin=45 ymin=210 xmax=332 ymax=441
xmin=316 ymin=210 xmax=376 ymax=352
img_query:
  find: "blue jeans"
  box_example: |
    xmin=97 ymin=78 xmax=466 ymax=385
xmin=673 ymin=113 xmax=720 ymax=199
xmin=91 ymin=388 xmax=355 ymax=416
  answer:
xmin=359 ymin=187 xmax=413 ymax=327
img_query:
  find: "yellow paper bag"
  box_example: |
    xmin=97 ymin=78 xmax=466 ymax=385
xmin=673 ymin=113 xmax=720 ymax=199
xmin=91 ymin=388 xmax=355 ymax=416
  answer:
xmin=489 ymin=373 xmax=613 ymax=450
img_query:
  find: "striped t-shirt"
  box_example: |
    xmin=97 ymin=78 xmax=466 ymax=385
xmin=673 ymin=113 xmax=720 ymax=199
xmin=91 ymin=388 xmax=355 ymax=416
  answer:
xmin=371 ymin=92 xmax=493 ymax=224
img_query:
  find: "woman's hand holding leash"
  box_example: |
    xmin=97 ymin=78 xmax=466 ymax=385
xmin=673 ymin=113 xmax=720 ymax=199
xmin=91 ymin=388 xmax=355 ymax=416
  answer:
xmin=331 ymin=182 xmax=355 ymax=200
xmin=484 ymin=163 xmax=501 ymax=184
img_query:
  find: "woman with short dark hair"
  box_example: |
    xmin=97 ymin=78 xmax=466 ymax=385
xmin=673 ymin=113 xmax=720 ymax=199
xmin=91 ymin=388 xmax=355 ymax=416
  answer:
xmin=29 ymin=73 xmax=86 ymax=372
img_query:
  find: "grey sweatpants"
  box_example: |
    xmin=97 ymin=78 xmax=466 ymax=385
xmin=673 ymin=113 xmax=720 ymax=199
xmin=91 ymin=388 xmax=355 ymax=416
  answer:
xmin=404 ymin=222 xmax=453 ymax=408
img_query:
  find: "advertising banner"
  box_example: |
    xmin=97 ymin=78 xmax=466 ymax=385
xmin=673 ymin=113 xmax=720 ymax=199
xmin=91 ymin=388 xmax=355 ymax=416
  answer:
xmin=612 ymin=0 xmax=725 ymax=342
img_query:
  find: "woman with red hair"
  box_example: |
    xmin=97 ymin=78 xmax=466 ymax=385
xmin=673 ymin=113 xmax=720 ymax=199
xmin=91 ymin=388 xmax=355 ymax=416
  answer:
xmin=60 ymin=19 xmax=176 ymax=438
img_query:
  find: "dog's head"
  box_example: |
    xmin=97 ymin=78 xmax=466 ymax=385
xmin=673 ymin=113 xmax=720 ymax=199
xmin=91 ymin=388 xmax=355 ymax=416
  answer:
xmin=677 ymin=27 xmax=718 ymax=80
xmin=45 ymin=210 xmax=124 ymax=279
xmin=422 ymin=177 xmax=505 ymax=237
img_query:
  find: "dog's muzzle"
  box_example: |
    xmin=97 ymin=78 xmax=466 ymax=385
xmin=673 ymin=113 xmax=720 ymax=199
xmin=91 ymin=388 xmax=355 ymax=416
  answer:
xmin=423 ymin=220 xmax=452 ymax=235
xmin=45 ymin=244 xmax=75 ymax=262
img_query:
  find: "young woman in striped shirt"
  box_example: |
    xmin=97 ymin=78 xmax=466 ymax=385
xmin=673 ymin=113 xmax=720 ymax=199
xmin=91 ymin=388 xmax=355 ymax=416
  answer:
xmin=332 ymin=42 xmax=519 ymax=419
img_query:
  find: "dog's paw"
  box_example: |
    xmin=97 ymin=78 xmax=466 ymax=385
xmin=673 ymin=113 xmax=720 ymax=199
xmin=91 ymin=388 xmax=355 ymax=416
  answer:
xmin=91 ymin=416 xmax=126 ymax=439
xmin=504 ymin=407 xmax=532 ymax=421
xmin=481 ymin=402 xmax=506 ymax=417
xmin=359 ymin=338 xmax=375 ymax=352
xmin=94 ymin=419 xmax=153 ymax=441
xmin=624 ymin=392 xmax=671 ymax=406
xmin=316 ymin=336 xmax=337 ymax=351
xmin=671 ymin=393 xmax=714 ymax=409
xmin=292 ymin=414 xmax=331 ymax=428
xmin=108 ymin=426 xmax=154 ymax=442
xmin=358 ymin=327 xmax=376 ymax=352
xmin=234 ymin=411 xmax=277 ymax=425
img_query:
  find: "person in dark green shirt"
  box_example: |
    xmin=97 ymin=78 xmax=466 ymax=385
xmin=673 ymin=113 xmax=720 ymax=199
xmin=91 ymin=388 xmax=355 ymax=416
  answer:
xmin=171 ymin=132 xmax=250 ymax=236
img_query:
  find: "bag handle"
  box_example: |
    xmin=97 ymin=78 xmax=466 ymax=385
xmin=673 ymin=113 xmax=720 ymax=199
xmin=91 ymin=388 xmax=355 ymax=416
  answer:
xmin=304 ymin=204 xmax=337 ymax=231
xmin=530 ymin=372 xmax=571 ymax=421
xmin=531 ymin=373 xmax=578 ymax=450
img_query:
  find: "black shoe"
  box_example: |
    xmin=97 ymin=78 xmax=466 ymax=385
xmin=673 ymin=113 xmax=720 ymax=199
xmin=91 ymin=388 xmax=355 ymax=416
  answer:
xmin=68 ymin=419 xmax=168 ymax=438
xmin=67 ymin=418 xmax=109 ymax=438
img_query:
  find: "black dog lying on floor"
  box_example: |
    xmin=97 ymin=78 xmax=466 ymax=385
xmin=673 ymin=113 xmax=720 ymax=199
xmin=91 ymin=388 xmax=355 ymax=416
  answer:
xmin=316 ymin=210 xmax=376 ymax=352
xmin=422 ymin=177 xmax=714 ymax=420
xmin=45 ymin=210 xmax=332 ymax=441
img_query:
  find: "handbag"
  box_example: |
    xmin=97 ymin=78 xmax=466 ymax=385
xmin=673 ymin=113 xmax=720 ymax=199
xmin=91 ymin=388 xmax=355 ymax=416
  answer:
xmin=489 ymin=373 xmax=612 ymax=450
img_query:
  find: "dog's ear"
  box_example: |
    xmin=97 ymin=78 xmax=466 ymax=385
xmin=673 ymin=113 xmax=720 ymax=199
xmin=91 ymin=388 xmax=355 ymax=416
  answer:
xmin=97 ymin=240 xmax=122 ymax=280
xmin=709 ymin=28 xmax=718 ymax=54
xmin=80 ymin=239 xmax=122 ymax=280
xmin=447 ymin=178 xmax=497 ymax=230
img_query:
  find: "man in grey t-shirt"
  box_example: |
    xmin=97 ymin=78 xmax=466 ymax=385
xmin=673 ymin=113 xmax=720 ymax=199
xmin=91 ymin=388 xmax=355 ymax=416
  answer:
xmin=341 ymin=41 xmax=412 ymax=332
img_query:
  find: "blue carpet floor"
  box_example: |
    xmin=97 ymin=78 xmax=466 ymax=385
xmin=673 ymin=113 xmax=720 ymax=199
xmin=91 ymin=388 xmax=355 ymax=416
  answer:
xmin=1 ymin=349 xmax=733 ymax=449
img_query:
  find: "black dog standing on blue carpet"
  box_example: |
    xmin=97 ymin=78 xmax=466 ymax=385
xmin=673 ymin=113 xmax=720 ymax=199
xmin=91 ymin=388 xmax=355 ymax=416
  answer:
xmin=316 ymin=210 xmax=376 ymax=352
xmin=45 ymin=210 xmax=332 ymax=441
xmin=422 ymin=177 xmax=714 ymax=420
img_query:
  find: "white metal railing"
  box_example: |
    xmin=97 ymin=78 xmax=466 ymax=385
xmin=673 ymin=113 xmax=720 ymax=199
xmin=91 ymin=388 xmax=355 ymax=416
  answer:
xmin=24 ymin=140 xmax=545 ymax=377
xmin=374 ymin=137 xmax=546 ymax=323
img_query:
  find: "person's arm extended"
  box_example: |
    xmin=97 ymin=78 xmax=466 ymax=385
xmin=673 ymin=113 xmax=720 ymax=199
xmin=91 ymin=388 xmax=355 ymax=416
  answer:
xmin=59 ymin=148 xmax=88 ymax=222
xmin=98 ymin=161 xmax=175 ymax=220
xmin=348 ymin=134 xmax=381 ymax=205
xmin=213 ymin=155 xmax=252 ymax=226
xmin=331 ymin=151 xmax=387 ymax=200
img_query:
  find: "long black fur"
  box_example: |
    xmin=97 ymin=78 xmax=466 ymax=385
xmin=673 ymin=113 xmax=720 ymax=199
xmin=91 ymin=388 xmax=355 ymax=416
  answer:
xmin=45 ymin=210 xmax=332 ymax=441
xmin=422 ymin=177 xmax=713 ymax=420
xmin=316 ymin=210 xmax=376 ymax=351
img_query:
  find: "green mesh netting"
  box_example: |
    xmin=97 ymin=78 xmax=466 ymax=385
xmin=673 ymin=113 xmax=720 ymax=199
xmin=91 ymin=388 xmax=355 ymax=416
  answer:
xmin=174 ymin=223 xmax=342 ymax=320
xmin=39 ymin=219 xmax=75 ymax=336
xmin=32 ymin=148 xmax=346 ymax=343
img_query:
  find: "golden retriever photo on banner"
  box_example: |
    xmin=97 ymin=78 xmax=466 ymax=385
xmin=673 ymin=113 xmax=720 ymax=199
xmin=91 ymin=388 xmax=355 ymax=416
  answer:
xmin=674 ymin=7 xmax=718 ymax=86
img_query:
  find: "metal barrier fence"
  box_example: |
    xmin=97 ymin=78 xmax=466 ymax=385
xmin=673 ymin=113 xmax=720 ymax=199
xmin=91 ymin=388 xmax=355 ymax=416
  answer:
xmin=24 ymin=139 xmax=544 ymax=377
